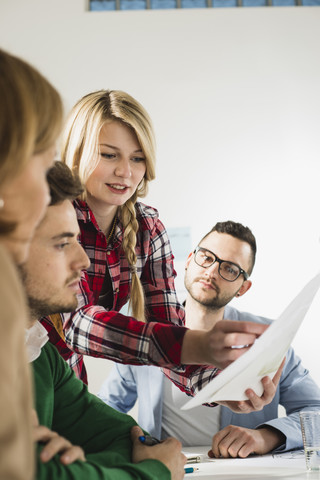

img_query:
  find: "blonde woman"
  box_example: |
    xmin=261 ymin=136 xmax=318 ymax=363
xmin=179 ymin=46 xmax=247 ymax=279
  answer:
xmin=49 ymin=90 xmax=274 ymax=405
xmin=0 ymin=48 xmax=62 ymax=480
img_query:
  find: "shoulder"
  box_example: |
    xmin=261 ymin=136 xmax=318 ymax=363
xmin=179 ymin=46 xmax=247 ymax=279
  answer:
xmin=35 ymin=342 xmax=60 ymax=367
xmin=73 ymin=199 xmax=94 ymax=224
xmin=73 ymin=199 xmax=86 ymax=217
xmin=224 ymin=305 xmax=273 ymax=325
xmin=35 ymin=342 xmax=71 ymax=376
xmin=135 ymin=202 xmax=162 ymax=232
xmin=33 ymin=342 xmax=77 ymax=396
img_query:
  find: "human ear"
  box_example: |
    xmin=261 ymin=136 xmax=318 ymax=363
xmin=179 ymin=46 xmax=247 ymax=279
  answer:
xmin=236 ymin=280 xmax=252 ymax=298
xmin=185 ymin=252 xmax=193 ymax=270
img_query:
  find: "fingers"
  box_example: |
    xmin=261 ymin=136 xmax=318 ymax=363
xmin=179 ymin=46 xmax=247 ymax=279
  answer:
xmin=219 ymin=375 xmax=278 ymax=414
xmin=183 ymin=320 xmax=269 ymax=367
xmin=243 ymin=382 xmax=274 ymax=412
xmin=131 ymin=425 xmax=144 ymax=444
xmin=217 ymin=320 xmax=268 ymax=337
xmin=207 ymin=321 xmax=269 ymax=369
xmin=60 ymin=445 xmax=86 ymax=464
xmin=163 ymin=437 xmax=183 ymax=452
xmin=243 ymin=361 xmax=285 ymax=412
xmin=210 ymin=426 xmax=257 ymax=459
xmin=40 ymin=434 xmax=72 ymax=462
xmin=243 ymin=387 xmax=269 ymax=411
xmin=216 ymin=400 xmax=244 ymax=413
xmin=131 ymin=426 xmax=186 ymax=479
xmin=33 ymin=424 xmax=58 ymax=443
xmin=232 ymin=400 xmax=255 ymax=413
xmin=210 ymin=428 xmax=227 ymax=458
xmin=35 ymin=426 xmax=86 ymax=464
xmin=131 ymin=426 xmax=149 ymax=464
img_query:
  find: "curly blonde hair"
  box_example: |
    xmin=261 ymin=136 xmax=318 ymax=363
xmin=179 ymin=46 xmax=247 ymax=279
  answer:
xmin=62 ymin=90 xmax=156 ymax=322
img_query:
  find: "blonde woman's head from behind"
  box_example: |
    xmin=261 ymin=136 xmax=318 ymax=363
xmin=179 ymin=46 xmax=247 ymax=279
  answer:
xmin=0 ymin=49 xmax=63 ymax=263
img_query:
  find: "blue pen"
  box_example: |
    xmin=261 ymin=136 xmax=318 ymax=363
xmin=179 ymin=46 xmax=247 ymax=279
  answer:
xmin=184 ymin=467 xmax=199 ymax=474
xmin=139 ymin=435 xmax=161 ymax=446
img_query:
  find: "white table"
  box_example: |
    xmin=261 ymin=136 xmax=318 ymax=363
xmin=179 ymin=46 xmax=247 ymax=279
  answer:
xmin=183 ymin=446 xmax=320 ymax=479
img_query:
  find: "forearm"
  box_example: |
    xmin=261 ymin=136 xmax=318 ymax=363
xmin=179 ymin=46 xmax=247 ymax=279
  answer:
xmin=63 ymin=307 xmax=187 ymax=367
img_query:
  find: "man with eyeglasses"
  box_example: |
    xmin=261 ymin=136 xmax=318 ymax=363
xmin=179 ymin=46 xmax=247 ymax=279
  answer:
xmin=99 ymin=220 xmax=320 ymax=458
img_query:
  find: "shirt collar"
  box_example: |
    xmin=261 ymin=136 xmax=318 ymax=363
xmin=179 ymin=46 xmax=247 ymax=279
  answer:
xmin=25 ymin=321 xmax=49 ymax=363
xmin=74 ymin=199 xmax=122 ymax=248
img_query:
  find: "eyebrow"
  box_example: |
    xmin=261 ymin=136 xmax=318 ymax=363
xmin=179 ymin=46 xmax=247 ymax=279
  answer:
xmin=51 ymin=232 xmax=77 ymax=241
xmin=200 ymin=247 xmax=241 ymax=267
xmin=99 ymin=143 xmax=143 ymax=153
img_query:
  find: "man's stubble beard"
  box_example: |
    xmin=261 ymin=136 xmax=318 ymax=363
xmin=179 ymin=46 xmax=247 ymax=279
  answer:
xmin=184 ymin=275 xmax=236 ymax=311
xmin=27 ymin=295 xmax=78 ymax=320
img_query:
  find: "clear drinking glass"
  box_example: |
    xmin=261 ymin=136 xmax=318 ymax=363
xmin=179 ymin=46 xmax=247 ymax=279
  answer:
xmin=300 ymin=411 xmax=320 ymax=471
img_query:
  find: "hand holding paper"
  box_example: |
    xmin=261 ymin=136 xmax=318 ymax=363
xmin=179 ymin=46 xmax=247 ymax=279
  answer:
xmin=206 ymin=320 xmax=269 ymax=369
xmin=181 ymin=320 xmax=268 ymax=367
xmin=182 ymin=273 xmax=320 ymax=409
xmin=218 ymin=358 xmax=285 ymax=414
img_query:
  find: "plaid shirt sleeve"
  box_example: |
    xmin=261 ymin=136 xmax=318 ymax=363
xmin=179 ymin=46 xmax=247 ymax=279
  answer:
xmin=63 ymin=279 xmax=220 ymax=395
xmin=162 ymin=365 xmax=220 ymax=399
xmin=63 ymin=270 xmax=187 ymax=367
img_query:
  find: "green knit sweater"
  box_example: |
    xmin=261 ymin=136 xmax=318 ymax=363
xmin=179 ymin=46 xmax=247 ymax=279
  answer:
xmin=32 ymin=342 xmax=170 ymax=479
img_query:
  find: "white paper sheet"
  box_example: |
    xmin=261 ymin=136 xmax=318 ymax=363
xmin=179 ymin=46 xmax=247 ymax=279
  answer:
xmin=182 ymin=273 xmax=320 ymax=409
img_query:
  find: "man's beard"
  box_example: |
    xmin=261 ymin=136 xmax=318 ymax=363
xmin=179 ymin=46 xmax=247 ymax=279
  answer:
xmin=184 ymin=276 xmax=237 ymax=311
xmin=27 ymin=295 xmax=78 ymax=319
xmin=17 ymin=266 xmax=80 ymax=319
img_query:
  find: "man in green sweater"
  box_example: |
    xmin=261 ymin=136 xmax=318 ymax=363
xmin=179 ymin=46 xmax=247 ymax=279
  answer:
xmin=21 ymin=161 xmax=186 ymax=480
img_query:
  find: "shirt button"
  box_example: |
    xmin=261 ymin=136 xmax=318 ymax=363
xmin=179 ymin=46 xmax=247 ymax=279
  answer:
xmin=107 ymin=251 xmax=111 ymax=255
xmin=115 ymin=288 xmax=119 ymax=293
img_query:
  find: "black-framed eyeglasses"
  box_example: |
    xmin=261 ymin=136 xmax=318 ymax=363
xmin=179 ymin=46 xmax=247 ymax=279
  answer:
xmin=193 ymin=246 xmax=249 ymax=282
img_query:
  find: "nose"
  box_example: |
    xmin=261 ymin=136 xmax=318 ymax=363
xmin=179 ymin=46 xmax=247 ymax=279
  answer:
xmin=204 ymin=260 xmax=219 ymax=279
xmin=115 ymin=158 xmax=132 ymax=179
xmin=73 ymin=243 xmax=90 ymax=271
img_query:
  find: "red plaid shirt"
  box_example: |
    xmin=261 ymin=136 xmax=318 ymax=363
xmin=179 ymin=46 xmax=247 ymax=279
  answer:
xmin=44 ymin=200 xmax=219 ymax=395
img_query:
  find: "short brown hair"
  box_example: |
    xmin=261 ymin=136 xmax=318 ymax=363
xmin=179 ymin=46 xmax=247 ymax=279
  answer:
xmin=47 ymin=161 xmax=84 ymax=206
xmin=200 ymin=220 xmax=257 ymax=276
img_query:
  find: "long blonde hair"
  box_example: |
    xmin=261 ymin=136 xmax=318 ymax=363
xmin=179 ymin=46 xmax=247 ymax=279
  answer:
xmin=62 ymin=90 xmax=156 ymax=322
xmin=0 ymin=49 xmax=63 ymax=234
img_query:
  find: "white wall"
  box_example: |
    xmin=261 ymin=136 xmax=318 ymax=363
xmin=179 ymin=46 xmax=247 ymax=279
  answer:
xmin=1 ymin=1 xmax=320 ymax=404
